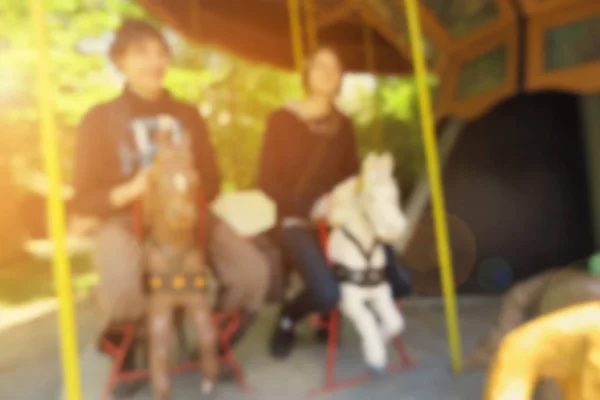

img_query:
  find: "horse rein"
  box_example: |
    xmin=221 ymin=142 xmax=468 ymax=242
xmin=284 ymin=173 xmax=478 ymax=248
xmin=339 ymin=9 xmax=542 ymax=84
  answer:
xmin=332 ymin=223 xmax=387 ymax=288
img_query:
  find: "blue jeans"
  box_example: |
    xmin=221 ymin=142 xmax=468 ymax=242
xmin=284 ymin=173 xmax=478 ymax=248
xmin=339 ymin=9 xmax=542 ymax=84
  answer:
xmin=280 ymin=226 xmax=413 ymax=321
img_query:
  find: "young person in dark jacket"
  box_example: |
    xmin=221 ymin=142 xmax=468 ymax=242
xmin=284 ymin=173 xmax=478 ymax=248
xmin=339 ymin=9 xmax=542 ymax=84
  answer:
xmin=259 ymin=46 xmax=412 ymax=359
xmin=71 ymin=19 xmax=269 ymax=383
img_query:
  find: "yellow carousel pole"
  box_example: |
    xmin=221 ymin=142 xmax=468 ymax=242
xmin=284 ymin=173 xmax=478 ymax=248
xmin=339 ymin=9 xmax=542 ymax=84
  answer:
xmin=30 ymin=0 xmax=82 ymax=397
xmin=287 ymin=0 xmax=305 ymax=70
xmin=304 ymin=0 xmax=318 ymax=52
xmin=361 ymin=20 xmax=382 ymax=151
xmin=403 ymin=0 xmax=463 ymax=374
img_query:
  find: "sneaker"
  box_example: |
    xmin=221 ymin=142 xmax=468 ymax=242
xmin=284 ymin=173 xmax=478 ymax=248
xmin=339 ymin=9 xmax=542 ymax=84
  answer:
xmin=269 ymin=315 xmax=296 ymax=359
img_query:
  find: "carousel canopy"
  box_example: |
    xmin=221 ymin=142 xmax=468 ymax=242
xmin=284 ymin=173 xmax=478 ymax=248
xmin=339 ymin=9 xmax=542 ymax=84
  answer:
xmin=137 ymin=0 xmax=415 ymax=74
xmin=137 ymin=0 xmax=600 ymax=121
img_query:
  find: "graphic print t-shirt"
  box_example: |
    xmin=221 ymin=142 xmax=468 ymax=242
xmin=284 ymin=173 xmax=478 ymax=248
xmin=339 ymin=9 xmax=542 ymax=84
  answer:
xmin=72 ymin=87 xmax=221 ymax=219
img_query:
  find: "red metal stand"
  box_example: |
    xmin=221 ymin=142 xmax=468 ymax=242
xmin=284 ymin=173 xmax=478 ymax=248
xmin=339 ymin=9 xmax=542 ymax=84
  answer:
xmin=308 ymin=308 xmax=414 ymax=396
xmin=100 ymin=312 xmax=251 ymax=400
xmin=308 ymin=222 xmax=415 ymax=396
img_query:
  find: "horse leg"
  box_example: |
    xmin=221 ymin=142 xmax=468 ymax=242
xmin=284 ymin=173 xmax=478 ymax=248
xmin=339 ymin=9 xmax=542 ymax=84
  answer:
xmin=173 ymin=308 xmax=189 ymax=362
xmin=186 ymin=295 xmax=219 ymax=396
xmin=340 ymin=285 xmax=387 ymax=372
xmin=370 ymin=284 xmax=405 ymax=341
xmin=148 ymin=297 xmax=174 ymax=400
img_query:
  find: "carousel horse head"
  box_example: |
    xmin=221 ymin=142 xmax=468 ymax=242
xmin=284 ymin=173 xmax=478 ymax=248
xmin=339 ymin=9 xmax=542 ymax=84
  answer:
xmin=328 ymin=152 xmax=407 ymax=243
xmin=146 ymin=116 xmax=200 ymax=232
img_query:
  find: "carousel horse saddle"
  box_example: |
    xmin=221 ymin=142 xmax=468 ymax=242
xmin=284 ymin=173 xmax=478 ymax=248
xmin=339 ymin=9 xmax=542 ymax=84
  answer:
xmin=333 ymin=264 xmax=387 ymax=287
xmin=143 ymin=272 xmax=208 ymax=293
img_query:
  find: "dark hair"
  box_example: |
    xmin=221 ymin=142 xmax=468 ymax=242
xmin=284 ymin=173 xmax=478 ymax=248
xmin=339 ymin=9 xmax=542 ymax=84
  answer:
xmin=109 ymin=19 xmax=170 ymax=63
xmin=301 ymin=45 xmax=345 ymax=95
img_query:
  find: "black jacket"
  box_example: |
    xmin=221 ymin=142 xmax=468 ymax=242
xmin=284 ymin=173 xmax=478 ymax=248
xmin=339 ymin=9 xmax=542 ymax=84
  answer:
xmin=258 ymin=107 xmax=359 ymax=220
xmin=72 ymin=87 xmax=221 ymax=219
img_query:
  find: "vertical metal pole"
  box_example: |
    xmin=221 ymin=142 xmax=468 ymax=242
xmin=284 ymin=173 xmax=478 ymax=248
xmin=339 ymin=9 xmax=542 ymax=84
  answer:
xmin=362 ymin=20 xmax=382 ymax=150
xmin=304 ymin=0 xmax=318 ymax=52
xmin=403 ymin=0 xmax=463 ymax=374
xmin=288 ymin=0 xmax=305 ymax=71
xmin=30 ymin=0 xmax=82 ymax=397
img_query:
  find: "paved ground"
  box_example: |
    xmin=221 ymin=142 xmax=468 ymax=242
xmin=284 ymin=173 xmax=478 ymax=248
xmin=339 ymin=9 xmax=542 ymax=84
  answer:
xmin=0 ymin=295 xmax=102 ymax=400
xmin=0 ymin=296 xmax=499 ymax=400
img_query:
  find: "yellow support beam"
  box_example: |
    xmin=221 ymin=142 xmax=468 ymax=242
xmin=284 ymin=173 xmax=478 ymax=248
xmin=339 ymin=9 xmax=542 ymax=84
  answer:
xmin=304 ymin=0 xmax=318 ymax=52
xmin=30 ymin=0 xmax=83 ymax=398
xmin=361 ymin=20 xmax=382 ymax=151
xmin=287 ymin=0 xmax=305 ymax=70
xmin=403 ymin=0 xmax=463 ymax=374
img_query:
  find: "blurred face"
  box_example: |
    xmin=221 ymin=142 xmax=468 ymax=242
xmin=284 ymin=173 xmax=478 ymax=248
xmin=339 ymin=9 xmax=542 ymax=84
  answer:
xmin=306 ymin=48 xmax=343 ymax=99
xmin=116 ymin=37 xmax=170 ymax=95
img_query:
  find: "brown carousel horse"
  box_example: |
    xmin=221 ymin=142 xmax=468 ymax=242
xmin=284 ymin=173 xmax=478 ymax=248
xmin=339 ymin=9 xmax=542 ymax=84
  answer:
xmin=142 ymin=118 xmax=218 ymax=399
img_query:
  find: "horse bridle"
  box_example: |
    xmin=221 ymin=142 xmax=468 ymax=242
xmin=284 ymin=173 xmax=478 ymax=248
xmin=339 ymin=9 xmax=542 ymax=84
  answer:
xmin=332 ymin=210 xmax=388 ymax=288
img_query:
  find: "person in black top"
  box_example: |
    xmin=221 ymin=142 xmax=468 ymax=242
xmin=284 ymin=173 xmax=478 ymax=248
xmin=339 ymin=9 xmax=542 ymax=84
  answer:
xmin=71 ymin=19 xmax=269 ymax=384
xmin=259 ymin=46 xmax=412 ymax=359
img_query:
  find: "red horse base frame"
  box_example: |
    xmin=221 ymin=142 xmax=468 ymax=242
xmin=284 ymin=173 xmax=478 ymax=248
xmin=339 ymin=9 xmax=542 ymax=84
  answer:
xmin=100 ymin=190 xmax=251 ymax=398
xmin=308 ymin=221 xmax=415 ymax=396
xmin=100 ymin=312 xmax=251 ymax=400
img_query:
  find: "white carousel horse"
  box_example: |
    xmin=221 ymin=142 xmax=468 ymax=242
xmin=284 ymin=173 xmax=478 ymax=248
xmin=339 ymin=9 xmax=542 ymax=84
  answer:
xmin=325 ymin=152 xmax=408 ymax=372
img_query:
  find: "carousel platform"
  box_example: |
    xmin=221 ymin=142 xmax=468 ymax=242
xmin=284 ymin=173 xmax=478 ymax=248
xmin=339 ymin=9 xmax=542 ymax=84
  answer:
xmin=0 ymin=296 xmax=499 ymax=400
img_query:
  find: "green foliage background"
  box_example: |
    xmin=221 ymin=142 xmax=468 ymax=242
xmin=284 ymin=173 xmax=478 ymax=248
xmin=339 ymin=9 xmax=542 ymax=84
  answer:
xmin=0 ymin=0 xmax=433 ymax=264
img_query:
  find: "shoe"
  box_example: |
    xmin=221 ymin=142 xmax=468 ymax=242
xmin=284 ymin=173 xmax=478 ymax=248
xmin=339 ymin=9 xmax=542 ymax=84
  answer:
xmin=269 ymin=315 xmax=296 ymax=359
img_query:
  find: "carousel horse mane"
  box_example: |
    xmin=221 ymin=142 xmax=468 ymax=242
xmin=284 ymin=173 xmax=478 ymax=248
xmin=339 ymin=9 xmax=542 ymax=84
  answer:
xmin=327 ymin=151 xmax=407 ymax=243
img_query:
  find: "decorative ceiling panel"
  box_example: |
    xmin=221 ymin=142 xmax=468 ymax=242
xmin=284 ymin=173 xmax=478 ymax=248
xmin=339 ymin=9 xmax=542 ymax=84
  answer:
xmin=357 ymin=0 xmax=438 ymax=62
xmin=455 ymin=45 xmax=507 ymax=100
xmin=423 ymin=0 xmax=499 ymax=38
xmin=543 ymin=15 xmax=600 ymax=71
xmin=524 ymin=1 xmax=600 ymax=93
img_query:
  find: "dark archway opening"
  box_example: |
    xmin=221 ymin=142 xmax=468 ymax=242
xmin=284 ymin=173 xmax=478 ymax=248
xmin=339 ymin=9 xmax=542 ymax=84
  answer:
xmin=444 ymin=91 xmax=594 ymax=294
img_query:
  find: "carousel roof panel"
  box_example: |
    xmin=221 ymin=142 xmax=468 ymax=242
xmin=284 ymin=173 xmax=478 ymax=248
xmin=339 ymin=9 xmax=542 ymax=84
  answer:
xmin=423 ymin=0 xmax=500 ymax=38
xmin=137 ymin=0 xmax=414 ymax=74
xmin=521 ymin=0 xmax=600 ymax=93
xmin=137 ymin=0 xmax=600 ymax=121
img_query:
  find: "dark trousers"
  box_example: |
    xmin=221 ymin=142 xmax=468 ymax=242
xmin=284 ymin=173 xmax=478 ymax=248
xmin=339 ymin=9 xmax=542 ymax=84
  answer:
xmin=280 ymin=225 xmax=412 ymax=322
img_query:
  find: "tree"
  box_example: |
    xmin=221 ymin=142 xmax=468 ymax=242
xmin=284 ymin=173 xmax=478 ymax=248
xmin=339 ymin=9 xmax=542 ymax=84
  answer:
xmin=0 ymin=0 xmax=302 ymax=189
